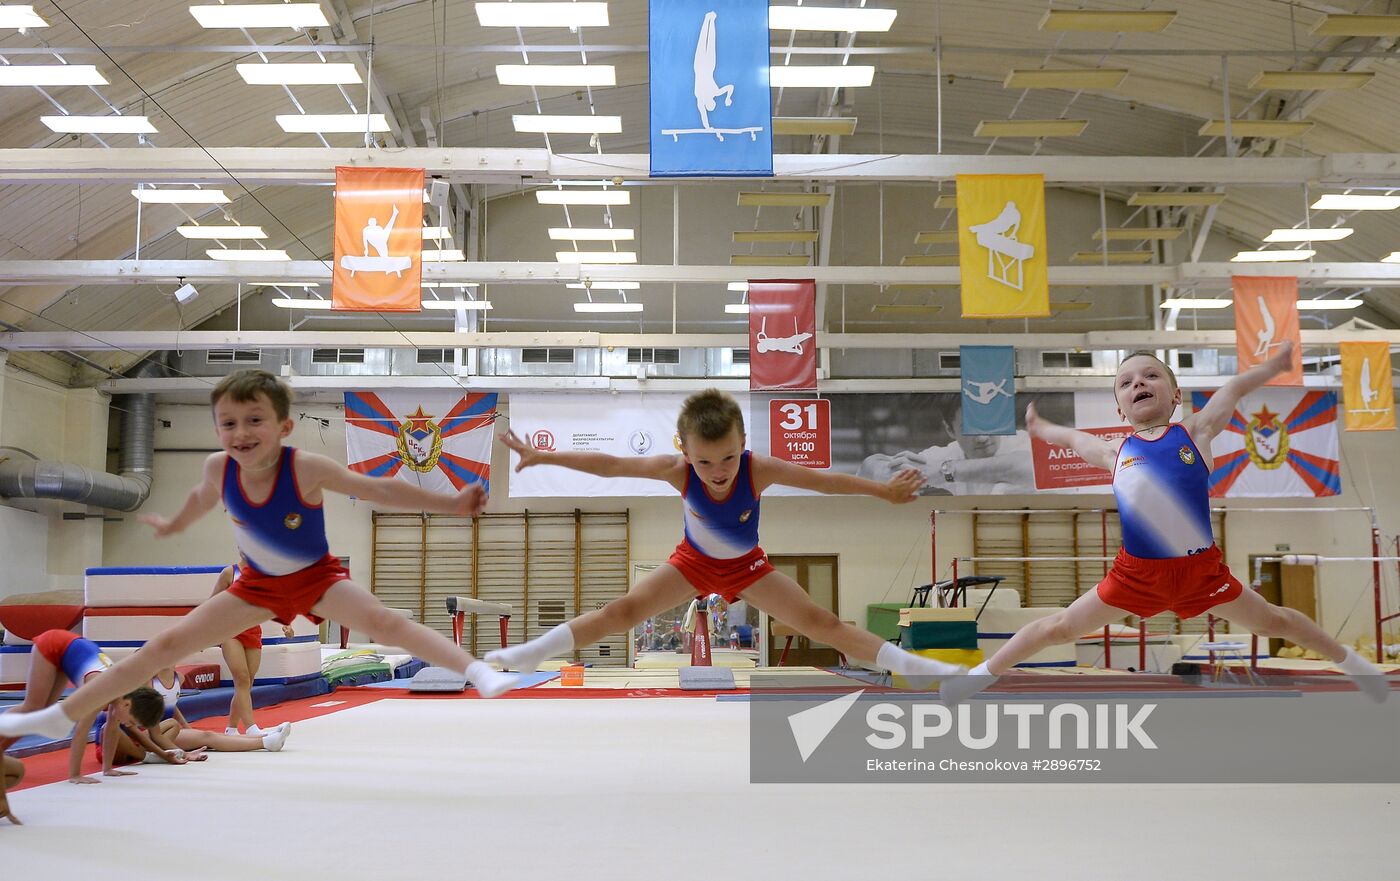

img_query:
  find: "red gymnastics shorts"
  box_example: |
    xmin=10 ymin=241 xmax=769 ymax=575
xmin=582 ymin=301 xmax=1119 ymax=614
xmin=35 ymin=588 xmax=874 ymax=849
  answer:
xmin=667 ymin=541 xmax=774 ymax=603
xmin=233 ymin=626 xmax=262 ymax=650
xmin=227 ymin=555 xmax=350 ymax=626
xmin=1096 ymin=545 xmax=1244 ymax=619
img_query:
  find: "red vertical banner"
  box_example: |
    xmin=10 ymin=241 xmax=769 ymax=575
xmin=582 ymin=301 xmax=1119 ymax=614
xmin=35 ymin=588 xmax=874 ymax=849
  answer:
xmin=333 ymin=166 xmax=424 ymax=312
xmin=1232 ymin=275 xmax=1302 ymax=385
xmin=749 ymin=279 xmax=817 ymax=391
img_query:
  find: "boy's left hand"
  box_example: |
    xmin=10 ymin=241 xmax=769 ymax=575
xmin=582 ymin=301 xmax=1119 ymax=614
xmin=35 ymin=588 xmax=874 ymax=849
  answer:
xmin=1266 ymin=338 xmax=1295 ymax=371
xmin=453 ymin=484 xmax=488 ymax=517
xmin=885 ymin=467 xmax=926 ymax=503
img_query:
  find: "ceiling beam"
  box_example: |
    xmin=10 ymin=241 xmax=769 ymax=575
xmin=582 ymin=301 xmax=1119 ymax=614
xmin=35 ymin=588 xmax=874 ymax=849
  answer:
xmin=4 ymin=149 xmax=1395 ymax=185
xmin=4 ymin=260 xmax=1400 ymax=287
xmin=6 ymin=328 xmax=1396 ymax=353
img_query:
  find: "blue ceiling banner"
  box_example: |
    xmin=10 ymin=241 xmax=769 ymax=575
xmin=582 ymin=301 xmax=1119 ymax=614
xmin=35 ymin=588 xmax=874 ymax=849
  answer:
xmin=960 ymin=345 xmax=1018 ymax=436
xmin=649 ymin=0 xmax=773 ymax=177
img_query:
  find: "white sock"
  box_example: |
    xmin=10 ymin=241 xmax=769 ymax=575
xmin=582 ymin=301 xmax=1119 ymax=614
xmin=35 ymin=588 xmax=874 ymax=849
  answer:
xmin=467 ymin=661 xmax=520 ymax=699
xmin=262 ymin=727 xmax=289 ymax=752
xmin=0 ymin=703 xmax=75 ymax=740
xmin=1337 ymin=647 xmax=1389 ymax=703
xmin=876 ymin=642 xmax=967 ymax=677
xmin=939 ymin=661 xmax=999 ymax=703
xmin=484 ymin=623 xmax=575 ymax=674
xmin=246 ymin=724 xmax=264 ymax=737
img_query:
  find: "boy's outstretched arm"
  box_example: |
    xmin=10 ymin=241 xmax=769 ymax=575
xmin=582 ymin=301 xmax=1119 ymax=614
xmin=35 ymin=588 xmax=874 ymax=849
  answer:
xmin=500 ymin=429 xmax=681 ymax=484
xmin=300 ymin=452 xmax=488 ymax=516
xmin=1187 ymin=339 xmax=1294 ymax=443
xmin=754 ymin=454 xmax=925 ymax=502
xmin=1026 ymin=402 xmax=1118 ymax=472
xmin=138 ymin=453 xmax=224 ymax=538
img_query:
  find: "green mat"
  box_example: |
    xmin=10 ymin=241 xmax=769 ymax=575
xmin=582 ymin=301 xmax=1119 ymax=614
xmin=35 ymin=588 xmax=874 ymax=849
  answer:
xmin=899 ymin=620 xmax=978 ymax=651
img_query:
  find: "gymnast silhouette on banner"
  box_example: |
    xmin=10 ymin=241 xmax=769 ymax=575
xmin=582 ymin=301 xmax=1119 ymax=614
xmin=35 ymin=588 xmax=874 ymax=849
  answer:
xmin=649 ymin=0 xmax=773 ymax=177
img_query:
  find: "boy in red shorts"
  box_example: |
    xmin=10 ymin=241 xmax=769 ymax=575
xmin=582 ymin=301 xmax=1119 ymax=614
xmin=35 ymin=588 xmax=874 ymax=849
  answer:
xmin=942 ymin=341 xmax=1389 ymax=702
xmin=491 ymin=389 xmax=967 ymax=683
xmin=0 ymin=369 xmax=518 ymax=744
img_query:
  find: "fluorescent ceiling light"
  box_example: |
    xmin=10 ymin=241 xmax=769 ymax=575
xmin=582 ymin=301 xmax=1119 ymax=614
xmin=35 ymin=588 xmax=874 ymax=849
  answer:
xmin=423 ymin=249 xmax=466 ymax=261
xmin=1383 ymin=252 xmax=1400 ymax=263
xmin=915 ymin=231 xmax=959 ymax=245
xmin=1312 ymin=14 xmax=1400 ymax=36
xmin=556 ymin=251 xmax=637 ymax=264
xmin=496 ymin=64 xmax=615 ymax=87
xmin=256 ymin=282 xmax=319 ymax=288
xmin=1297 ymin=299 xmax=1363 ymax=310
xmin=237 ymin=63 xmax=361 ymax=85
xmin=0 ymin=65 xmax=106 ymax=86
xmin=935 ymin=195 xmax=957 ymax=210
xmin=513 ymin=114 xmax=621 ymax=134
xmin=1198 ymin=119 xmax=1313 ymax=138
xmin=41 ymin=115 xmax=156 ymax=134
xmin=1230 ymin=249 xmax=1315 ymax=262
xmin=567 ymin=282 xmax=640 ymax=291
xmin=1248 ymin=70 xmax=1374 ymax=90
xmin=724 ymin=304 xmax=751 ymax=314
xmin=177 ymin=225 xmax=267 ymax=240
xmin=772 ymin=116 xmax=857 ymax=136
xmin=131 ymin=188 xmax=230 ymax=204
xmin=421 ymin=300 xmax=493 ymax=310
xmin=207 ymin=249 xmax=290 ymax=261
xmin=975 ymin=119 xmax=1088 ymax=138
xmin=1263 ymin=227 xmax=1353 ymax=242
xmin=1311 ymin=194 xmax=1400 ymax=210
xmin=1051 ymin=301 xmax=1093 ymax=312
xmin=731 ymin=255 xmax=810 ymax=266
xmin=574 ymin=302 xmax=643 ymax=313
xmin=901 ymin=254 xmax=960 ymax=266
xmin=190 ymin=4 xmax=329 ymax=29
xmin=421 ymin=227 xmax=453 ymax=240
xmin=277 ymin=113 xmax=391 ymax=133
xmin=537 ymin=189 xmax=629 ymax=206
xmin=770 ymin=66 xmax=874 ymax=88
xmin=1070 ymin=250 xmax=1154 ymax=264
xmin=422 ymin=282 xmax=479 ymax=288
xmin=1040 ymin=9 xmax=1177 ymax=32
xmin=549 ymin=228 xmax=634 ymax=241
xmin=728 ymin=282 xmax=749 ymax=292
xmin=1003 ymin=69 xmax=1127 ymax=89
xmin=1093 ymin=227 xmax=1186 ymax=241
xmin=1127 ymin=191 xmax=1226 ymax=207
xmin=0 ymin=6 xmax=47 ymax=29
xmin=737 ymin=191 xmax=830 ymax=208
xmin=768 ymin=6 xmax=896 ymax=32
xmin=733 ymin=230 xmax=820 ymax=243
xmin=476 ymin=2 xmax=608 ymax=27
xmin=1160 ymin=298 xmax=1231 ymax=309
xmin=270 ymin=298 xmax=332 ymax=310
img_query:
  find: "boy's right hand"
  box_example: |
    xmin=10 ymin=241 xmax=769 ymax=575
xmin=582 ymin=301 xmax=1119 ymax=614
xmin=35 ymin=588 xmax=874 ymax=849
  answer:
xmin=138 ymin=514 xmax=178 ymax=538
xmin=500 ymin=430 xmax=544 ymax=472
xmin=453 ymin=484 xmax=489 ymax=517
xmin=1025 ymin=402 xmax=1051 ymax=439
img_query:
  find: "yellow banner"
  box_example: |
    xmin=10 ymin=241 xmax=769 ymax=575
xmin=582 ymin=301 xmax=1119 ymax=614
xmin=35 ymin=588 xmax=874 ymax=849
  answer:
xmin=1340 ymin=341 xmax=1395 ymax=431
xmin=956 ymin=173 xmax=1049 ymax=319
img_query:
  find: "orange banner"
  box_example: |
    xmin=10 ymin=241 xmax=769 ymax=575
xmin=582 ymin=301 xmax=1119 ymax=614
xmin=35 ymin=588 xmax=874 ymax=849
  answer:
xmin=1232 ymin=275 xmax=1302 ymax=385
xmin=332 ymin=166 xmax=424 ymax=311
xmin=1340 ymin=341 xmax=1395 ymax=431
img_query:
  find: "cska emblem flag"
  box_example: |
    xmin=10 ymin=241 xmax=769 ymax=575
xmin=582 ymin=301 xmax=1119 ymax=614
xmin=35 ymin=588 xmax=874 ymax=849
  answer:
xmin=1191 ymin=389 xmax=1340 ymax=497
xmin=344 ymin=391 xmax=498 ymax=494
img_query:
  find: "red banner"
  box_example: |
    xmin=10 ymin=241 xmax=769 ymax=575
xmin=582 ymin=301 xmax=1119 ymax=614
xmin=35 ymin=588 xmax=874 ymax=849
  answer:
xmin=1233 ymin=275 xmax=1302 ymax=386
xmin=1030 ymin=425 xmax=1133 ymax=490
xmin=769 ymin=399 xmax=830 ymax=469
xmin=333 ymin=166 xmax=424 ymax=312
xmin=749 ymin=279 xmax=817 ymax=391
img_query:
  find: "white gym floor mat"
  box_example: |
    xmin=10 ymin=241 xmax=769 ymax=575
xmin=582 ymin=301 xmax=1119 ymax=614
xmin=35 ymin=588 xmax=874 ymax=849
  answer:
xmin=3 ymin=697 xmax=1393 ymax=879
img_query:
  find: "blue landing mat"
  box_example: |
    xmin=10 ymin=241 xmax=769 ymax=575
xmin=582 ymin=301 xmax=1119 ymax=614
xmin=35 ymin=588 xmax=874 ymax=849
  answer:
xmin=355 ymin=671 xmax=561 ymax=690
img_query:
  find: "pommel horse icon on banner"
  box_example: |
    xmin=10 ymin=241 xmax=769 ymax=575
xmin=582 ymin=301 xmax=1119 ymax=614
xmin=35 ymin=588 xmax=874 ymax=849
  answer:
xmin=659 ymin=11 xmax=763 ymax=143
xmin=968 ymin=200 xmax=1035 ymax=291
xmin=755 ymin=316 xmax=812 ymax=355
xmin=341 ymin=203 xmax=412 ymax=277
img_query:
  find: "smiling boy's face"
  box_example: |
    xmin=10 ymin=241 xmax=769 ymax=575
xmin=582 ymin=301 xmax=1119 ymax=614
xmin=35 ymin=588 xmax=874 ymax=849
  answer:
xmin=213 ymin=392 xmax=293 ymax=467
xmin=1114 ymin=354 xmax=1181 ymax=427
xmin=680 ymin=426 xmax=746 ymax=495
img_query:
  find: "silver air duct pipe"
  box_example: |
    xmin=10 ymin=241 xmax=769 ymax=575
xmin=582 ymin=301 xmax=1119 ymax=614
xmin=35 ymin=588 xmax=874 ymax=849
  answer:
xmin=0 ymin=358 xmax=165 ymax=512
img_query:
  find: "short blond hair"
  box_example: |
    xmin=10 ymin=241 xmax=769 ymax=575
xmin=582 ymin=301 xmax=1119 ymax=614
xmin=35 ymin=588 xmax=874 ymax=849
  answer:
xmin=1117 ymin=350 xmax=1178 ymax=391
xmin=210 ymin=369 xmax=292 ymax=420
xmin=677 ymin=389 xmax=744 ymax=442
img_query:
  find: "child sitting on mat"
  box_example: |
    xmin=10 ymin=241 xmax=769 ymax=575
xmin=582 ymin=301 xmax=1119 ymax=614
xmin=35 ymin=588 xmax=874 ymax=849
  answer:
xmin=105 ymin=666 xmax=289 ymax=762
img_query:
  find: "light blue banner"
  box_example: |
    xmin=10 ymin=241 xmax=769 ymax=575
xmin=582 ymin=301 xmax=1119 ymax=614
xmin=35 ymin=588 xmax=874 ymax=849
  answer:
xmin=649 ymin=0 xmax=773 ymax=177
xmin=960 ymin=345 xmax=1017 ymax=436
